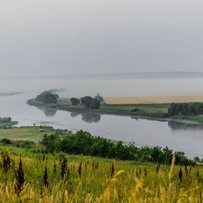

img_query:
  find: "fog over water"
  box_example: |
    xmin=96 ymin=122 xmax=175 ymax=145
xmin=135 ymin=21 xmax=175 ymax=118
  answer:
xmin=0 ymin=74 xmax=203 ymax=158
xmin=2 ymin=73 xmax=203 ymax=97
xmin=1 ymin=0 xmax=203 ymax=160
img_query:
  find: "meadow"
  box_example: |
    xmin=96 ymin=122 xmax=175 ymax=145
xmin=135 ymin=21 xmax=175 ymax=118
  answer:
xmin=0 ymin=127 xmax=50 ymax=143
xmin=0 ymin=147 xmax=202 ymax=202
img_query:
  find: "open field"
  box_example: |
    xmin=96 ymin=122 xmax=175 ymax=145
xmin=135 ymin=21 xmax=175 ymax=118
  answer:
xmin=0 ymin=147 xmax=202 ymax=202
xmin=105 ymin=96 xmax=203 ymax=105
xmin=0 ymin=127 xmax=50 ymax=143
xmin=102 ymin=104 xmax=168 ymax=113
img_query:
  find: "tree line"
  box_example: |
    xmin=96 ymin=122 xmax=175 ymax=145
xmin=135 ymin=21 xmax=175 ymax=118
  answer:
xmin=34 ymin=91 xmax=103 ymax=110
xmin=41 ymin=130 xmax=195 ymax=165
xmin=70 ymin=94 xmax=103 ymax=109
xmin=168 ymin=102 xmax=203 ymax=116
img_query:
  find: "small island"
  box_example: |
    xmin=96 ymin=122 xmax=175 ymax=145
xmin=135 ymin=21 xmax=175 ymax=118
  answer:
xmin=27 ymin=90 xmax=203 ymax=125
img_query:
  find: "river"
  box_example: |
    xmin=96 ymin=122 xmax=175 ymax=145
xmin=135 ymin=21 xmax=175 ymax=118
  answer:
xmin=0 ymin=74 xmax=203 ymax=158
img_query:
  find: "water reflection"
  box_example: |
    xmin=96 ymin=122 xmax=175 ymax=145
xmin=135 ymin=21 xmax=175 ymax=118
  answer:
xmin=168 ymin=121 xmax=203 ymax=130
xmin=37 ymin=107 xmax=57 ymax=117
xmin=80 ymin=112 xmax=101 ymax=123
xmin=35 ymin=105 xmax=203 ymax=129
xmin=70 ymin=112 xmax=80 ymax=118
xmin=37 ymin=106 xmax=101 ymax=123
xmin=70 ymin=110 xmax=101 ymax=123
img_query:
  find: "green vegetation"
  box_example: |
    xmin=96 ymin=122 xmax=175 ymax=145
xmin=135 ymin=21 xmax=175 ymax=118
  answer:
xmin=40 ymin=130 xmax=195 ymax=165
xmin=0 ymin=126 xmax=195 ymax=165
xmin=0 ymin=126 xmax=52 ymax=142
xmin=70 ymin=97 xmax=80 ymax=105
xmin=80 ymin=96 xmax=101 ymax=109
xmin=35 ymin=91 xmax=59 ymax=104
xmin=101 ymin=104 xmax=168 ymax=118
xmin=0 ymin=117 xmax=18 ymax=129
xmin=71 ymin=95 xmax=102 ymax=109
xmin=30 ymin=92 xmax=102 ymax=110
xmin=0 ymin=123 xmax=200 ymax=202
xmin=0 ymin=147 xmax=202 ymax=202
xmin=169 ymin=102 xmax=203 ymax=116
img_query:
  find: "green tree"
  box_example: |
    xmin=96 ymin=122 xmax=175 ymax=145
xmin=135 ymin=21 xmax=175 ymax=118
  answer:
xmin=81 ymin=96 xmax=101 ymax=109
xmin=70 ymin=98 xmax=80 ymax=105
xmin=36 ymin=91 xmax=59 ymax=104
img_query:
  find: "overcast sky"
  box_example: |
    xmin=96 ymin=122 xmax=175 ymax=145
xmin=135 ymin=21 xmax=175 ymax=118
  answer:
xmin=0 ymin=0 xmax=203 ymax=76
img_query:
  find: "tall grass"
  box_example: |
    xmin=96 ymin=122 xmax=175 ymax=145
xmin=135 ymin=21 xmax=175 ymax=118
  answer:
xmin=0 ymin=149 xmax=202 ymax=202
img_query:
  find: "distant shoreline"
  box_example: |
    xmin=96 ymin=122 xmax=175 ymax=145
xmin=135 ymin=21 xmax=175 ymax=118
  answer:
xmin=0 ymin=92 xmax=22 ymax=96
xmin=104 ymin=95 xmax=203 ymax=105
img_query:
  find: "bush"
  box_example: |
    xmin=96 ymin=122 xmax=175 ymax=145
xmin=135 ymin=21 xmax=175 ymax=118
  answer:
xmin=1 ymin=138 xmax=13 ymax=145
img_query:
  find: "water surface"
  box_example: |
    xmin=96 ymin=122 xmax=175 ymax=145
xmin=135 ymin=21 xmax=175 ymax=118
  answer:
xmin=0 ymin=74 xmax=203 ymax=158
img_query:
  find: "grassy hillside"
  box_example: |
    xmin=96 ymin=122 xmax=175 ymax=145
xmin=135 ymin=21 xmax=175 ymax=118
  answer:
xmin=0 ymin=147 xmax=202 ymax=202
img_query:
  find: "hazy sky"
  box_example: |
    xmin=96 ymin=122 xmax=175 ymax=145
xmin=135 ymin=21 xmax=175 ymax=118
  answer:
xmin=0 ymin=0 xmax=203 ymax=76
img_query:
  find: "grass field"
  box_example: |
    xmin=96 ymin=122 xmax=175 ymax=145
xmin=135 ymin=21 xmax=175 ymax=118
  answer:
xmin=0 ymin=127 xmax=50 ymax=143
xmin=102 ymin=104 xmax=168 ymax=113
xmin=0 ymin=147 xmax=202 ymax=202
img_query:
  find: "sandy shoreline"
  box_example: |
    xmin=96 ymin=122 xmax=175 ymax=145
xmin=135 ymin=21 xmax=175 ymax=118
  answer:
xmin=104 ymin=96 xmax=203 ymax=105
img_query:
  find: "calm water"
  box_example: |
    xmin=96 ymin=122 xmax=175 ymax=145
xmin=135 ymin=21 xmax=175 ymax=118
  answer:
xmin=0 ymin=74 xmax=203 ymax=158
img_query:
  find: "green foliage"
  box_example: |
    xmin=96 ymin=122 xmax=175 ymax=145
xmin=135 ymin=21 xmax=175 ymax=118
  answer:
xmin=0 ymin=139 xmax=35 ymax=149
xmin=80 ymin=96 xmax=101 ymax=109
xmin=36 ymin=91 xmax=59 ymax=104
xmin=0 ymin=117 xmax=18 ymax=129
xmin=70 ymin=97 xmax=80 ymax=105
xmin=1 ymin=138 xmax=13 ymax=145
xmin=168 ymin=102 xmax=203 ymax=116
xmin=15 ymin=141 xmax=35 ymax=149
xmin=95 ymin=93 xmax=104 ymax=102
xmin=41 ymin=130 xmax=195 ymax=165
xmin=41 ymin=133 xmax=61 ymax=152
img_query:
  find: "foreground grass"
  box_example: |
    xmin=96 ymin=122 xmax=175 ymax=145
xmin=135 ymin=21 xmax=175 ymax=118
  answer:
xmin=0 ymin=147 xmax=202 ymax=202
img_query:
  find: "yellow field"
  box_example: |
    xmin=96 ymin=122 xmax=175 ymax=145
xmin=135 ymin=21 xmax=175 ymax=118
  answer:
xmin=105 ymin=95 xmax=203 ymax=104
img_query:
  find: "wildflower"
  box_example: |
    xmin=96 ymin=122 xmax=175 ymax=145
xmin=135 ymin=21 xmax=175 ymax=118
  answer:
xmin=15 ymin=158 xmax=24 ymax=197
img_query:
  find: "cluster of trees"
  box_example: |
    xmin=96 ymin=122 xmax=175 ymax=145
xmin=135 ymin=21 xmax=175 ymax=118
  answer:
xmin=36 ymin=91 xmax=59 ymax=104
xmin=70 ymin=94 xmax=103 ymax=109
xmin=0 ymin=117 xmax=18 ymax=129
xmin=41 ymin=130 xmax=195 ymax=165
xmin=0 ymin=138 xmax=35 ymax=148
xmin=168 ymin=103 xmax=203 ymax=116
xmin=0 ymin=117 xmax=12 ymax=123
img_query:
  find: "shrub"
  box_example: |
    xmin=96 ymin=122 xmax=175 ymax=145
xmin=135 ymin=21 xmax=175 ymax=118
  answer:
xmin=1 ymin=139 xmax=13 ymax=145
